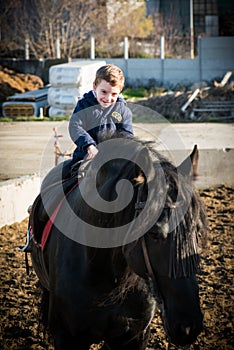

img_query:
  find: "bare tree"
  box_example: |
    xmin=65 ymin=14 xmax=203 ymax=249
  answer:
xmin=59 ymin=0 xmax=93 ymax=58
xmin=151 ymin=3 xmax=191 ymax=58
xmin=0 ymin=0 xmax=24 ymax=57
xmin=1 ymin=0 xmax=153 ymax=59
xmin=93 ymin=0 xmax=154 ymax=58
xmin=0 ymin=0 xmax=95 ymax=59
xmin=17 ymin=0 xmax=95 ymax=58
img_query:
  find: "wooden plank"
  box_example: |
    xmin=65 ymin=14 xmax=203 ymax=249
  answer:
xmin=220 ymin=71 xmax=232 ymax=87
xmin=214 ymin=71 xmax=232 ymax=87
xmin=200 ymin=103 xmax=234 ymax=106
xmin=193 ymin=108 xmax=233 ymax=112
xmin=181 ymin=88 xmax=200 ymax=113
xmin=193 ymin=101 xmax=234 ymax=114
xmin=200 ymin=101 xmax=234 ymax=105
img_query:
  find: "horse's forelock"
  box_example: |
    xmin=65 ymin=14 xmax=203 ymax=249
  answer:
xmin=164 ymin=182 xmax=207 ymax=278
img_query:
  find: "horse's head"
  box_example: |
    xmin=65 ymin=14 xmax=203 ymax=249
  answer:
xmin=122 ymin=146 xmax=207 ymax=347
xmin=75 ymin=135 xmax=206 ymax=346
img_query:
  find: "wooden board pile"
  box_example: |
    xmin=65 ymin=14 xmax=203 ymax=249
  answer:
xmin=137 ymin=72 xmax=234 ymax=121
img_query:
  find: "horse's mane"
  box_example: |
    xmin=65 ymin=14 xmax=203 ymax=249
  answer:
xmin=148 ymin=144 xmax=207 ymax=277
xmin=94 ymin=133 xmax=207 ymax=302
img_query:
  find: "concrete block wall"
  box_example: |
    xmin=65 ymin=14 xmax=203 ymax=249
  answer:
xmin=126 ymin=59 xmax=162 ymax=85
xmin=105 ymin=37 xmax=234 ymax=87
xmin=107 ymin=58 xmax=198 ymax=87
xmin=163 ymin=59 xmax=200 ymax=86
xmin=0 ymin=175 xmax=40 ymax=227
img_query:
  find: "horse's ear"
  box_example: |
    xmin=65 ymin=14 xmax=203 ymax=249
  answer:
xmin=134 ymin=173 xmax=145 ymax=185
xmin=177 ymin=145 xmax=199 ymax=179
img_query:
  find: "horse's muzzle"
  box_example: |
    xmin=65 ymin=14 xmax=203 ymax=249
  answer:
xmin=168 ymin=317 xmax=203 ymax=347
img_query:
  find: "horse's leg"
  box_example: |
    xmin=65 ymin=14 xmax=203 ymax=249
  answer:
xmin=103 ymin=327 xmax=150 ymax=350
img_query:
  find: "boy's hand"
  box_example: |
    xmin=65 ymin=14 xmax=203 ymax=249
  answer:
xmin=86 ymin=144 xmax=98 ymax=160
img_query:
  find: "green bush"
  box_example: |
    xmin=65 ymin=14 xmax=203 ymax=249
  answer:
xmin=122 ymin=88 xmax=150 ymax=100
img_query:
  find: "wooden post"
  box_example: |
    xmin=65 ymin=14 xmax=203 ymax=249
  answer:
xmin=190 ymin=0 xmax=194 ymax=59
xmin=53 ymin=127 xmax=63 ymax=166
xmin=56 ymin=38 xmax=61 ymax=59
xmin=25 ymin=39 xmax=29 ymax=60
xmin=90 ymin=36 xmax=95 ymax=60
xmin=124 ymin=37 xmax=129 ymax=59
xmin=160 ymin=35 xmax=165 ymax=59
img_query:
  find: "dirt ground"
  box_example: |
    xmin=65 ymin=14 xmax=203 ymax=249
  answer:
xmin=0 ymin=185 xmax=233 ymax=350
xmin=0 ymin=66 xmax=44 ymax=105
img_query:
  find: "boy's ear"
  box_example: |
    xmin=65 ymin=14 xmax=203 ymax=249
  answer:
xmin=93 ymin=82 xmax=96 ymax=91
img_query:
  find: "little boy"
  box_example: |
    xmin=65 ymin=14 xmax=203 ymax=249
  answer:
xmin=19 ymin=65 xmax=133 ymax=252
xmin=69 ymin=64 xmax=134 ymax=161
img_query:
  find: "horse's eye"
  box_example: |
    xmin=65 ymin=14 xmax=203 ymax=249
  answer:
xmin=149 ymin=221 xmax=169 ymax=240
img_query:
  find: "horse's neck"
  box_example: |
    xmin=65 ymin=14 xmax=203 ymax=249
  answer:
xmin=86 ymin=248 xmax=111 ymax=267
xmin=85 ymin=247 xmax=126 ymax=281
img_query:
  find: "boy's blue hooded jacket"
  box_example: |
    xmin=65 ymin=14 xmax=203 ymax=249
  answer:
xmin=69 ymin=90 xmax=133 ymax=160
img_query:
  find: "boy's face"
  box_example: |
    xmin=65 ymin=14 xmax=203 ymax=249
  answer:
xmin=93 ymin=79 xmax=121 ymax=109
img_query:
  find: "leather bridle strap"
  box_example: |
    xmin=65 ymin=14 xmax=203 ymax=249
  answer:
xmin=141 ymin=236 xmax=157 ymax=286
xmin=135 ymin=185 xmax=156 ymax=285
xmin=135 ymin=185 xmax=163 ymax=303
xmin=141 ymin=235 xmax=163 ymax=307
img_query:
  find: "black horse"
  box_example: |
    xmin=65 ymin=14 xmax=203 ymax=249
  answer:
xmin=29 ymin=136 xmax=207 ymax=350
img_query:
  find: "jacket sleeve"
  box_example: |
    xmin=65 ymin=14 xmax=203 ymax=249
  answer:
xmin=69 ymin=109 xmax=96 ymax=152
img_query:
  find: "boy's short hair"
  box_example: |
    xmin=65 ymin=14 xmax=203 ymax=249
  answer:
xmin=94 ymin=64 xmax=125 ymax=91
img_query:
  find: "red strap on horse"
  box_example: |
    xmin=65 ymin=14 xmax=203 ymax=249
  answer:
xmin=41 ymin=201 xmax=63 ymax=251
xmin=41 ymin=182 xmax=79 ymax=251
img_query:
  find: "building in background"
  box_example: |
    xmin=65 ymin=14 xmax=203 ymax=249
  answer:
xmin=145 ymin=0 xmax=234 ymax=39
